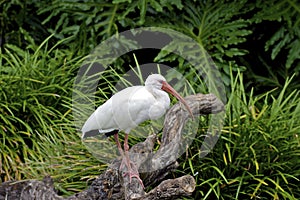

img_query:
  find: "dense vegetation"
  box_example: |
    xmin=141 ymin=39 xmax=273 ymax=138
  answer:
xmin=1 ymin=0 xmax=299 ymax=199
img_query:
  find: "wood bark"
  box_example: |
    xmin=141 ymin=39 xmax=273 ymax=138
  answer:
xmin=0 ymin=93 xmax=224 ymax=200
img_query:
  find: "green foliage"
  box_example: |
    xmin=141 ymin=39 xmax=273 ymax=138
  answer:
xmin=254 ymin=0 xmax=300 ymax=70
xmin=152 ymin=1 xmax=252 ymax=59
xmin=0 ymin=32 xmax=81 ymax=182
xmin=0 ymin=0 xmax=48 ymax=47
xmin=150 ymin=0 xmax=252 ymax=87
xmin=180 ymin=70 xmax=300 ymax=199
xmin=1 ymin=0 xmax=300 ymax=198
xmin=242 ymin=0 xmax=300 ymax=94
xmin=2 ymin=0 xmax=298 ymax=88
xmin=244 ymin=55 xmax=300 ymax=96
xmin=36 ymin=0 xmax=184 ymax=53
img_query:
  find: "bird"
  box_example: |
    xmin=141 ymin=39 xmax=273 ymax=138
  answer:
xmin=81 ymin=74 xmax=194 ymax=187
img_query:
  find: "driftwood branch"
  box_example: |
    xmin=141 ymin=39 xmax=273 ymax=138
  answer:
xmin=0 ymin=93 xmax=224 ymax=200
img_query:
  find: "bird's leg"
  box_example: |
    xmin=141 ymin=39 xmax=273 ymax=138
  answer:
xmin=114 ymin=133 xmax=127 ymax=170
xmin=113 ymin=133 xmax=124 ymax=156
xmin=122 ymin=133 xmax=144 ymax=188
xmin=114 ymin=133 xmax=144 ymax=188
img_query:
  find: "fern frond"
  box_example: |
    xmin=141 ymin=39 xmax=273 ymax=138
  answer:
xmin=152 ymin=1 xmax=252 ymax=58
xmin=146 ymin=0 xmax=252 ymax=89
xmin=255 ymin=0 xmax=300 ymax=69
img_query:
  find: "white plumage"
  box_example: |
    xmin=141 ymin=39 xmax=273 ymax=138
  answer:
xmin=82 ymin=85 xmax=169 ymax=135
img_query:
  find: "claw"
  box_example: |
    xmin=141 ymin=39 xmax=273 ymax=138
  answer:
xmin=123 ymin=170 xmax=144 ymax=188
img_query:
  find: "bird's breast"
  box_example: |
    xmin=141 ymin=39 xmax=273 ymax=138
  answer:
xmin=144 ymin=89 xmax=170 ymax=120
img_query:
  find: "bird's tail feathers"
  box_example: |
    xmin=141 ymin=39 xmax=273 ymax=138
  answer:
xmin=81 ymin=129 xmax=117 ymax=139
xmin=82 ymin=129 xmax=100 ymax=139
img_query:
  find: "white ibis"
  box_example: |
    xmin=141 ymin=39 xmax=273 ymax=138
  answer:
xmin=81 ymin=74 xmax=194 ymax=187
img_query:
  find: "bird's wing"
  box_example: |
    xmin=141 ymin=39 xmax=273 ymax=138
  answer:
xmin=81 ymin=98 xmax=114 ymax=133
xmin=109 ymin=86 xmax=155 ymax=132
xmin=110 ymin=86 xmax=169 ymax=133
xmin=81 ymin=86 xmax=147 ymax=137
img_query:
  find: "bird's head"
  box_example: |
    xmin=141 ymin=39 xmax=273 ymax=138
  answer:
xmin=145 ymin=74 xmax=166 ymax=89
xmin=145 ymin=74 xmax=194 ymax=119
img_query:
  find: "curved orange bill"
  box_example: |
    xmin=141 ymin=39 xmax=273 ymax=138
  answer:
xmin=162 ymin=81 xmax=194 ymax=120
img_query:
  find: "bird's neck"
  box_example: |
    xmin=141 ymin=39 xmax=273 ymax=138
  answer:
xmin=146 ymin=86 xmax=170 ymax=107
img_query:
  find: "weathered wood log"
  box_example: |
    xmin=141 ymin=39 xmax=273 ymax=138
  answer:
xmin=0 ymin=176 xmax=63 ymax=200
xmin=0 ymin=93 xmax=224 ymax=200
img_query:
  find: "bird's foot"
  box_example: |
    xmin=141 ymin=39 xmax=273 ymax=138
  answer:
xmin=119 ymin=157 xmax=144 ymax=189
xmin=123 ymin=169 xmax=144 ymax=189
